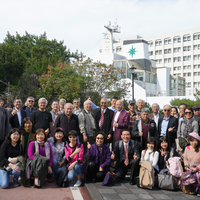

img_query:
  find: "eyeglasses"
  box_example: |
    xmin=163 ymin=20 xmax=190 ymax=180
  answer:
xmin=194 ymin=109 xmax=200 ymax=111
xmin=164 ymin=109 xmax=170 ymax=112
xmin=29 ymin=100 xmax=34 ymax=102
xmin=185 ymin=112 xmax=192 ymax=114
xmin=74 ymin=102 xmax=79 ymax=104
xmin=101 ymin=102 xmax=107 ymax=104
xmin=96 ymin=137 xmax=104 ymax=140
xmin=68 ymin=136 xmax=76 ymax=138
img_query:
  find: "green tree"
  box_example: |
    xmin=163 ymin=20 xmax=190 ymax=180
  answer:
xmin=4 ymin=31 xmax=83 ymax=76
xmin=170 ymin=98 xmax=200 ymax=107
xmin=0 ymin=43 xmax=26 ymax=92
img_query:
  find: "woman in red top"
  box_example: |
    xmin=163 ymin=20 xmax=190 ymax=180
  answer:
xmin=65 ymin=130 xmax=84 ymax=187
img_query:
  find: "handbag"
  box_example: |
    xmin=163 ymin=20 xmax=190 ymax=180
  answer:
xmin=181 ymin=169 xmax=196 ymax=186
xmin=102 ymin=171 xmax=115 ymax=186
xmin=158 ymin=169 xmax=178 ymax=190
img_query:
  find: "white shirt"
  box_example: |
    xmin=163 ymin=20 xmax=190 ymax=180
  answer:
xmin=153 ymin=113 xmax=159 ymax=128
xmin=113 ymin=110 xmax=122 ymax=131
xmin=15 ymin=107 xmax=22 ymax=126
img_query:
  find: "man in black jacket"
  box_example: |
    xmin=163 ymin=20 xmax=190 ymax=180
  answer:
xmin=158 ymin=104 xmax=178 ymax=147
xmin=9 ymin=98 xmax=26 ymax=129
xmin=93 ymin=98 xmax=114 ymax=143
xmin=111 ymin=129 xmax=140 ymax=185
xmin=132 ymin=108 xmax=157 ymax=149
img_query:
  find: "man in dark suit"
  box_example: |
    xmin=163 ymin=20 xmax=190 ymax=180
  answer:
xmin=158 ymin=104 xmax=178 ymax=147
xmin=93 ymin=98 xmax=114 ymax=143
xmin=110 ymin=100 xmax=130 ymax=145
xmin=0 ymin=106 xmax=9 ymax=147
xmin=111 ymin=129 xmax=140 ymax=185
xmin=9 ymin=98 xmax=26 ymax=129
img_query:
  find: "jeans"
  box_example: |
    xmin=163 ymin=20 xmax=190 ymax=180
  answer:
xmin=0 ymin=169 xmax=21 ymax=189
xmin=52 ymin=159 xmax=62 ymax=177
xmin=67 ymin=164 xmax=84 ymax=181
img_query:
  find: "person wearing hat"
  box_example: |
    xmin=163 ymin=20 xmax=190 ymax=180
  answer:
xmin=47 ymin=127 xmax=66 ymax=179
xmin=183 ymin=132 xmax=200 ymax=196
xmin=127 ymin=100 xmax=137 ymax=132
xmin=65 ymin=130 xmax=84 ymax=187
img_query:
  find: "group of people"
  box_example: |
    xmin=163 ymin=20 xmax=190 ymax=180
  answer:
xmin=0 ymin=96 xmax=200 ymax=196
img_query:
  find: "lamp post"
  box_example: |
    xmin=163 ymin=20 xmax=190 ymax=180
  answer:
xmin=0 ymin=80 xmax=10 ymax=103
xmin=129 ymin=65 xmax=136 ymax=101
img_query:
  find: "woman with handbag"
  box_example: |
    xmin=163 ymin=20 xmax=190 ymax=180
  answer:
xmin=182 ymin=132 xmax=200 ymax=196
xmin=0 ymin=128 xmax=24 ymax=188
xmin=141 ymin=137 xmax=159 ymax=175
xmin=158 ymin=136 xmax=178 ymax=171
xmin=85 ymin=131 xmax=111 ymax=183
xmin=47 ymin=127 xmax=66 ymax=179
xmin=65 ymin=130 xmax=84 ymax=187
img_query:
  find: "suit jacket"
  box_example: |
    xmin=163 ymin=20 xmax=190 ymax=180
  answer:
xmin=93 ymin=108 xmax=114 ymax=137
xmin=114 ymin=139 xmax=140 ymax=167
xmin=110 ymin=109 xmax=130 ymax=141
xmin=158 ymin=115 xmax=178 ymax=147
xmin=149 ymin=113 xmax=164 ymax=120
xmin=0 ymin=107 xmax=9 ymax=140
xmin=9 ymin=109 xmax=26 ymax=129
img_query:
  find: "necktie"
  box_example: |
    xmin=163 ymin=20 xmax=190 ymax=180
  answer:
xmin=100 ymin=110 xmax=104 ymax=130
xmin=124 ymin=143 xmax=129 ymax=166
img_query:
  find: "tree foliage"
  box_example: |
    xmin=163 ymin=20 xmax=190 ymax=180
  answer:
xmin=170 ymin=98 xmax=200 ymax=107
xmin=0 ymin=43 xmax=26 ymax=92
xmin=4 ymin=31 xmax=83 ymax=76
xmin=37 ymin=58 xmax=131 ymax=105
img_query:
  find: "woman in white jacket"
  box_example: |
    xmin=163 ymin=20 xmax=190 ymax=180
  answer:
xmin=141 ymin=137 xmax=159 ymax=175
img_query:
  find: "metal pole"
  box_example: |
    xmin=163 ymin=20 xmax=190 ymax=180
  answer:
xmin=129 ymin=66 xmax=136 ymax=101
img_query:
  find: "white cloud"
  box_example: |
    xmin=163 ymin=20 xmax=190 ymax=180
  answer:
xmin=0 ymin=0 xmax=200 ymax=57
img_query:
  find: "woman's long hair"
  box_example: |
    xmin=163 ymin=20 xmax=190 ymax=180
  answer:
xmin=7 ymin=128 xmax=21 ymax=145
xmin=19 ymin=117 xmax=35 ymax=135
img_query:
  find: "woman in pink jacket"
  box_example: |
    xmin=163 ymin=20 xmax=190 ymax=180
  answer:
xmin=65 ymin=130 xmax=84 ymax=187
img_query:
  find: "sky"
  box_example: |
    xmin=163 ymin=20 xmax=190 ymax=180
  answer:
xmin=0 ymin=0 xmax=200 ymax=57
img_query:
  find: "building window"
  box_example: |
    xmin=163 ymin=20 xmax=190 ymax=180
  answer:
xmin=183 ymin=46 xmax=191 ymax=51
xmin=198 ymin=82 xmax=200 ymax=87
xmin=149 ymin=51 xmax=153 ymax=56
xmin=194 ymin=82 xmax=198 ymax=87
xmin=194 ymin=55 xmax=198 ymax=60
xmin=183 ymin=34 xmax=191 ymax=42
xmin=174 ymin=47 xmax=181 ymax=53
xmin=188 ymin=72 xmax=191 ymax=76
xmin=164 ymin=49 xmax=171 ymax=54
xmin=194 ymin=72 xmax=198 ymax=76
xmin=148 ymin=41 xmax=153 ymax=47
xmin=193 ymin=33 xmax=200 ymax=40
xmin=173 ymin=36 xmax=181 ymax=43
xmin=183 ymin=56 xmax=191 ymax=61
xmin=155 ymin=40 xmax=162 ymax=46
xmin=164 ymin=38 xmax=171 ymax=45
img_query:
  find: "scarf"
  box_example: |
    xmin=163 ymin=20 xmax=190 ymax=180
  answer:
xmin=35 ymin=141 xmax=50 ymax=159
xmin=182 ymin=118 xmax=194 ymax=138
xmin=144 ymin=149 xmax=154 ymax=161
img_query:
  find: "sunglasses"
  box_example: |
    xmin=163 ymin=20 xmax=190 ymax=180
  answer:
xmin=96 ymin=137 xmax=104 ymax=140
xmin=164 ymin=109 xmax=170 ymax=112
xmin=185 ymin=112 xmax=192 ymax=114
xmin=74 ymin=102 xmax=79 ymax=104
xmin=29 ymin=100 xmax=34 ymax=102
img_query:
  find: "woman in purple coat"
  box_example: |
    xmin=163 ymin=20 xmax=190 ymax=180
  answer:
xmin=85 ymin=131 xmax=111 ymax=183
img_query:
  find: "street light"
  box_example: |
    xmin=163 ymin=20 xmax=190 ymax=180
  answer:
xmin=0 ymin=80 xmax=10 ymax=103
xmin=129 ymin=65 xmax=136 ymax=101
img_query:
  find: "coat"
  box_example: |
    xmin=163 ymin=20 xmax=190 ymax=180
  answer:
xmin=158 ymin=115 xmax=178 ymax=148
xmin=9 ymin=109 xmax=26 ymax=129
xmin=93 ymin=108 xmax=114 ymax=139
xmin=110 ymin=109 xmax=130 ymax=141
xmin=85 ymin=143 xmax=111 ymax=182
xmin=0 ymin=107 xmax=9 ymax=140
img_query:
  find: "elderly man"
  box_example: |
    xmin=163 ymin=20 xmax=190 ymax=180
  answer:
xmin=31 ymin=98 xmax=53 ymax=136
xmin=136 ymin=99 xmax=144 ymax=116
xmin=9 ymin=98 xmax=26 ymax=129
xmin=72 ymin=99 xmax=82 ymax=115
xmin=108 ymin=97 xmax=118 ymax=112
xmin=149 ymin=103 xmax=163 ymax=129
xmin=50 ymin=101 xmax=60 ymax=125
xmin=111 ymin=129 xmax=140 ymax=185
xmin=54 ymin=103 xmax=79 ymax=141
xmin=158 ymin=105 xmax=178 ymax=147
xmin=93 ymin=98 xmax=114 ymax=143
xmin=78 ymin=100 xmax=96 ymax=151
xmin=127 ymin=100 xmax=137 ymax=132
xmin=178 ymin=103 xmax=187 ymax=124
xmin=110 ymin=100 xmax=130 ymax=146
xmin=21 ymin=96 xmax=38 ymax=117
xmin=132 ymin=108 xmax=157 ymax=149
xmin=59 ymin=99 xmax=66 ymax=113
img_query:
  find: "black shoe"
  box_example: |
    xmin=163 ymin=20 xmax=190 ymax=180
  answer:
xmin=197 ymin=190 xmax=200 ymax=196
xmin=92 ymin=179 xmax=96 ymax=183
xmin=129 ymin=181 xmax=135 ymax=185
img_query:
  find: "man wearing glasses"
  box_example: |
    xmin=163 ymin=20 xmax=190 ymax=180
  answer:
xmin=21 ymin=96 xmax=38 ymax=117
xmin=72 ymin=99 xmax=82 ymax=116
xmin=93 ymin=98 xmax=114 ymax=143
xmin=158 ymin=104 xmax=178 ymax=147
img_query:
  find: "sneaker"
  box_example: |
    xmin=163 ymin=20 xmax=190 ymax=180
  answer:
xmin=74 ymin=180 xmax=82 ymax=187
xmin=197 ymin=190 xmax=200 ymax=196
xmin=13 ymin=182 xmax=20 ymax=188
